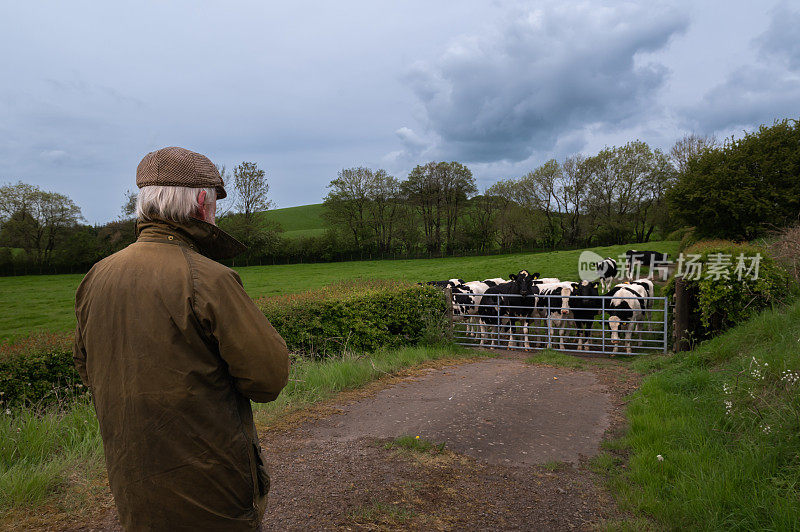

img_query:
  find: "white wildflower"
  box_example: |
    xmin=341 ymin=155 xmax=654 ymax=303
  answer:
xmin=4 ymin=408 xmax=10 ymax=415
xmin=724 ymin=400 xmax=733 ymax=414
xmin=657 ymin=454 xmax=664 ymax=462
xmin=761 ymin=424 xmax=771 ymax=434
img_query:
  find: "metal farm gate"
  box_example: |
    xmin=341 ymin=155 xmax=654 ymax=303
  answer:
xmin=450 ymin=292 xmax=669 ymax=356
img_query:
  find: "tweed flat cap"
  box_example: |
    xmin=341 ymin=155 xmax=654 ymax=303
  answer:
xmin=136 ymin=146 xmax=227 ymax=199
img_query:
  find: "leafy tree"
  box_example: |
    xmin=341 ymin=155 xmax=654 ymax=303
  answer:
xmin=668 ymin=119 xmax=800 ymax=240
xmin=0 ymin=182 xmax=83 ymax=264
xmin=323 ymin=167 xmax=374 ymax=248
xmin=400 ymin=161 xmax=476 ymax=253
xmin=233 ymin=161 xmax=273 ymax=225
xmin=120 ymin=189 xmax=138 ymax=219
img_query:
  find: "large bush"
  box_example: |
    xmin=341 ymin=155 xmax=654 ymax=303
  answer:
xmin=668 ymin=118 xmax=800 ymax=240
xmin=666 ymin=241 xmax=796 ymax=342
xmin=257 ymin=280 xmax=448 ymax=358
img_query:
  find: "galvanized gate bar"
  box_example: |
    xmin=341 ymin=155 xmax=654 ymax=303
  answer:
xmin=451 ymin=291 xmax=669 ymax=356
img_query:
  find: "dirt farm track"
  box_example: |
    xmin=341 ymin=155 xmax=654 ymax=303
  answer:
xmin=76 ymin=352 xmax=639 ymax=531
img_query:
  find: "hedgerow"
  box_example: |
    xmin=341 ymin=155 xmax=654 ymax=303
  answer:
xmin=0 ymin=281 xmax=449 ymax=407
xmin=665 ymin=241 xmax=796 ymax=342
xmin=257 ymin=280 xmax=448 ymax=358
xmin=0 ymin=333 xmax=83 ymax=409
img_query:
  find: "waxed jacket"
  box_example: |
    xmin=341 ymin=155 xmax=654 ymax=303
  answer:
xmin=73 ymin=216 xmax=289 ymax=531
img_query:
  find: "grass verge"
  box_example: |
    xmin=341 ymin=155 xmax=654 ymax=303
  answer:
xmin=1 ymin=344 xmax=481 ymax=529
xmin=600 ymin=299 xmax=800 ymax=529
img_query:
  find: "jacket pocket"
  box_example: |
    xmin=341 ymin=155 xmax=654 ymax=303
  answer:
xmin=252 ymin=443 xmax=270 ymax=497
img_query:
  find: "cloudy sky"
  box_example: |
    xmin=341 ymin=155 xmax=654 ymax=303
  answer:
xmin=1 ymin=0 xmax=798 ymax=223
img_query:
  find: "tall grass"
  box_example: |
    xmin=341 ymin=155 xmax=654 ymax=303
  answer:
xmin=599 ymin=299 xmax=800 ymax=529
xmin=0 ymin=396 xmax=103 ymax=512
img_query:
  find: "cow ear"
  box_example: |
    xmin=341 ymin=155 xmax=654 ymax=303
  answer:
xmin=571 ymin=282 xmax=579 ymax=290
xmin=591 ymin=281 xmax=599 ymax=288
xmin=533 ymin=272 xmax=540 ymax=279
xmin=509 ymin=273 xmax=517 ymax=280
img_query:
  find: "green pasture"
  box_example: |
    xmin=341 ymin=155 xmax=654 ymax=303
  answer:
xmin=259 ymin=203 xmax=326 ymax=240
xmin=0 ymin=240 xmax=678 ymax=342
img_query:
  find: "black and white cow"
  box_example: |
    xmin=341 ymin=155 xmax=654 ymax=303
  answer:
xmin=450 ymin=280 xmax=496 ymax=337
xmin=606 ymin=281 xmax=649 ymax=354
xmin=595 ymin=257 xmax=618 ymax=291
xmin=625 ymin=250 xmax=668 ymax=278
xmin=569 ymin=280 xmax=601 ymax=351
xmin=628 ymin=278 xmax=654 ymax=319
xmin=477 ymin=272 xmax=537 ymax=347
xmin=482 ymin=277 xmax=508 ymax=287
xmin=531 ymin=281 xmax=580 ymax=350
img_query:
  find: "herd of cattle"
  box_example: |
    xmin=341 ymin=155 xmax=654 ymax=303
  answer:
xmin=425 ymin=250 xmax=668 ymax=354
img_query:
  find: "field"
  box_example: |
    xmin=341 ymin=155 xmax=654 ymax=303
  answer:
xmin=0 ymin=241 xmax=679 ymax=341
xmin=259 ymin=203 xmax=326 ymax=240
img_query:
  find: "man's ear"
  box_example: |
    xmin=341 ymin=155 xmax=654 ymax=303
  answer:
xmin=195 ymin=190 xmax=208 ymax=221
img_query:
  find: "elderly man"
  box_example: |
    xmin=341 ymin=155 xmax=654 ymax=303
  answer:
xmin=73 ymin=146 xmax=289 ymax=531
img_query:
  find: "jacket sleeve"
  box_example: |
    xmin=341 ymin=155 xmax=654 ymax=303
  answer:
xmin=194 ymin=267 xmax=289 ymax=403
xmin=72 ymin=323 xmax=91 ymax=388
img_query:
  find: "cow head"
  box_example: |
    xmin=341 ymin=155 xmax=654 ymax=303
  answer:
xmin=509 ymin=271 xmax=535 ymax=297
xmin=571 ymin=280 xmax=600 ymax=313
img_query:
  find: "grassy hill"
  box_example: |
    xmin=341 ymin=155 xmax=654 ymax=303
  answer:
xmin=0 ymin=240 xmax=678 ymax=341
xmin=259 ymin=203 xmax=327 ymax=240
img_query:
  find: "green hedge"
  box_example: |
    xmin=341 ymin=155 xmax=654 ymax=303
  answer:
xmin=0 ymin=333 xmax=83 ymax=408
xmin=665 ymin=240 xmax=796 ymax=342
xmin=257 ymin=280 xmax=448 ymax=358
xmin=0 ymin=281 xmax=449 ymax=407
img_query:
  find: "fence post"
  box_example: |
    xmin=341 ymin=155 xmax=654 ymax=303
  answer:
xmin=674 ymin=276 xmax=691 ymax=352
xmin=444 ymin=287 xmax=454 ymax=336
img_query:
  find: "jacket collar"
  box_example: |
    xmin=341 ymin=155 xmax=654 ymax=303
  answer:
xmin=135 ymin=216 xmax=247 ymax=261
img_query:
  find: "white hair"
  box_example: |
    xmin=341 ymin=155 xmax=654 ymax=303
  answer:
xmin=136 ymin=185 xmax=216 ymax=222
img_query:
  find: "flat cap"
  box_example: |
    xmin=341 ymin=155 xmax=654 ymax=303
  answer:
xmin=136 ymin=146 xmax=227 ymax=199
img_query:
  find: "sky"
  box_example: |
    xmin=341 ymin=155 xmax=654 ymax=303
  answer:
xmin=1 ymin=0 xmax=799 ymax=224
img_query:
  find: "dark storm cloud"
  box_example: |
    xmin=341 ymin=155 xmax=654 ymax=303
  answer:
xmin=682 ymin=4 xmax=800 ymax=133
xmin=756 ymin=3 xmax=800 ymax=71
xmin=400 ymin=4 xmax=689 ymax=163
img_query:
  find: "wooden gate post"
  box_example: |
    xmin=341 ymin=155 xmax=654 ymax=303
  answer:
xmin=673 ymin=276 xmax=691 ymax=352
xmin=444 ymin=287 xmax=454 ymax=333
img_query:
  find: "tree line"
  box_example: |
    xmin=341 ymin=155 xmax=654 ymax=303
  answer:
xmin=1 ymin=118 xmax=797 ymax=274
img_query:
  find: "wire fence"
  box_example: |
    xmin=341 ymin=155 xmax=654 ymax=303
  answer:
xmin=451 ymin=292 xmax=669 ymax=356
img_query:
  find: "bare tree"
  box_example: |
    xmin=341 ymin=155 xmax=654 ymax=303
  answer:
xmin=670 ymin=133 xmax=718 ymax=175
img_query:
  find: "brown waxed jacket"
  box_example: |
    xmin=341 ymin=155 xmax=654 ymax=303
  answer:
xmin=73 ymin=217 xmax=289 ymax=531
